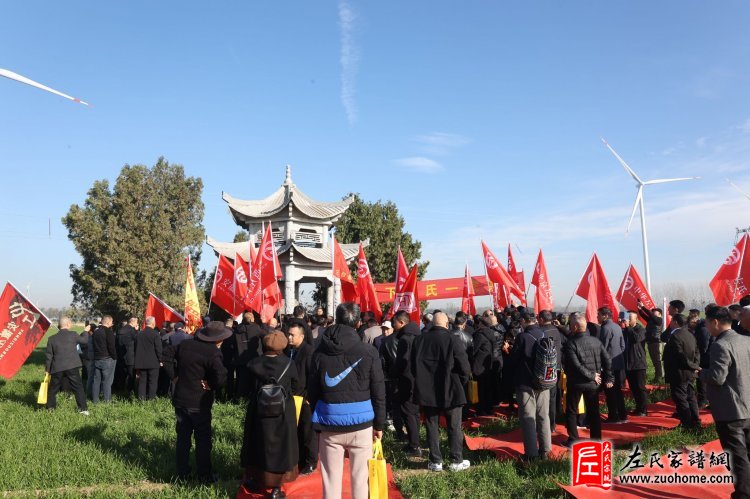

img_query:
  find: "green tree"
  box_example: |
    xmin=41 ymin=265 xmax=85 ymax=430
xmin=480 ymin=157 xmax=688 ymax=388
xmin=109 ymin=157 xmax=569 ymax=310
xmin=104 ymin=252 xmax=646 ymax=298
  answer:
xmin=62 ymin=157 xmax=205 ymax=320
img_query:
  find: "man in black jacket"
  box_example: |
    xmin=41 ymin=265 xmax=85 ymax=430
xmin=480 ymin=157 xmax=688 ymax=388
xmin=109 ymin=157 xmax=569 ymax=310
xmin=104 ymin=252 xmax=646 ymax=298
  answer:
xmin=623 ymin=311 xmax=649 ymax=416
xmin=638 ymin=303 xmax=664 ymax=383
xmin=134 ymin=316 xmax=163 ymax=400
xmin=163 ymin=321 xmax=229 ymax=483
xmin=562 ymin=313 xmax=613 ymax=446
xmin=538 ymin=310 xmax=564 ymax=433
xmin=308 ymin=302 xmax=385 ymax=499
xmin=92 ymin=315 xmax=117 ymax=403
xmin=45 ymin=317 xmax=89 ymax=414
xmin=691 ymin=310 xmax=712 ymax=408
xmin=511 ymin=311 xmax=551 ymax=460
xmin=234 ymin=312 xmax=265 ymax=400
xmin=662 ymin=313 xmax=701 ymax=429
xmin=116 ymin=317 xmax=138 ymax=394
xmin=471 ymin=315 xmax=499 ymax=416
xmin=285 ymin=322 xmax=317 ymax=475
xmin=412 ymin=312 xmax=472 ymax=472
xmin=598 ymin=307 xmax=627 ymax=423
xmin=392 ymin=310 xmax=422 ymax=456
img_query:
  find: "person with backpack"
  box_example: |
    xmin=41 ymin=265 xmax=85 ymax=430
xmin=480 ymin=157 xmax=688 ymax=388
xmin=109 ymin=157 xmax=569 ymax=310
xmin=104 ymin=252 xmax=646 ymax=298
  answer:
xmin=509 ymin=310 xmax=555 ymax=461
xmin=241 ymin=331 xmax=299 ymax=499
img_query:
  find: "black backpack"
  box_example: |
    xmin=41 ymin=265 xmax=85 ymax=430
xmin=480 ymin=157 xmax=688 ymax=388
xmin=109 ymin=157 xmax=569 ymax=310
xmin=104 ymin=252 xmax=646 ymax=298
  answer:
xmin=532 ymin=332 xmax=558 ymax=390
xmin=256 ymin=360 xmax=292 ymax=418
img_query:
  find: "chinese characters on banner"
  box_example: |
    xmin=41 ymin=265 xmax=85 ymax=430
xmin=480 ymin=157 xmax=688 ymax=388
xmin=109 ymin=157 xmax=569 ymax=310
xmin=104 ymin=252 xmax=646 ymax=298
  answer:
xmin=572 ymin=440 xmax=613 ymax=489
xmin=0 ymin=282 xmax=51 ymax=379
xmin=375 ymin=275 xmax=493 ymax=303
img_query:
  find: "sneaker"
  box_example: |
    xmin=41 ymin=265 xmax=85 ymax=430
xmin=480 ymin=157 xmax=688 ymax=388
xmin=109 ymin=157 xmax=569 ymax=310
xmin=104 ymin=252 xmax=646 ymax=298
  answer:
xmin=386 ymin=422 xmax=396 ymax=432
xmin=404 ymin=446 xmax=422 ymax=457
xmin=428 ymin=462 xmax=443 ymax=472
xmin=614 ymin=418 xmax=630 ymax=424
xmin=561 ymin=439 xmax=575 ymax=449
xmin=449 ymin=460 xmax=470 ymax=472
xmin=79 ymin=410 xmax=90 ymax=416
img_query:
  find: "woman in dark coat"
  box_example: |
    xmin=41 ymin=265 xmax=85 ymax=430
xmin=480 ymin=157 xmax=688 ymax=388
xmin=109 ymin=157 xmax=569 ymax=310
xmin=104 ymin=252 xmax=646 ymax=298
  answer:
xmin=241 ymin=331 xmax=299 ymax=499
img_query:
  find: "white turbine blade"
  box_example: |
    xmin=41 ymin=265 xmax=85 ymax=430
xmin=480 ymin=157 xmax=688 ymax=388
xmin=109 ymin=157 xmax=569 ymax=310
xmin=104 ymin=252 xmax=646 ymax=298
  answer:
xmin=627 ymin=186 xmax=643 ymax=234
xmin=643 ymin=177 xmax=699 ymax=185
xmin=601 ymin=137 xmax=644 ymax=185
xmin=727 ymin=179 xmax=750 ymax=202
xmin=0 ymin=68 xmax=89 ymax=106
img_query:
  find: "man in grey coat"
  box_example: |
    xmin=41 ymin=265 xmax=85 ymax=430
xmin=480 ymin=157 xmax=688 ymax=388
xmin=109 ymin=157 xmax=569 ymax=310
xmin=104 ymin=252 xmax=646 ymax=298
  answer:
xmin=45 ymin=317 xmax=89 ymax=414
xmin=701 ymin=305 xmax=750 ymax=498
xmin=597 ymin=307 xmax=627 ymax=423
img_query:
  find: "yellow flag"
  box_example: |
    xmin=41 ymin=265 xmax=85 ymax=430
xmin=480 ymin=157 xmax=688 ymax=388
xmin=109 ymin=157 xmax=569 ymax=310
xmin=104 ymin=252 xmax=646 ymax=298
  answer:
xmin=184 ymin=256 xmax=202 ymax=333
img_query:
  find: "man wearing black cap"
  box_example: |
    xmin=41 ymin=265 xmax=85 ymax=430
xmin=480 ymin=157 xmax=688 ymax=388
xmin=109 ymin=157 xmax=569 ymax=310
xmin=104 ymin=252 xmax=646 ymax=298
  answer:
xmin=163 ymin=321 xmax=229 ymax=483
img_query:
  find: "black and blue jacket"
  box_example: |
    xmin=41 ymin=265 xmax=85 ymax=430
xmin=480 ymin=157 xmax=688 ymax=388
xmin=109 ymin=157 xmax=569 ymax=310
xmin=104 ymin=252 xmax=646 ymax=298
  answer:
xmin=308 ymin=324 xmax=386 ymax=432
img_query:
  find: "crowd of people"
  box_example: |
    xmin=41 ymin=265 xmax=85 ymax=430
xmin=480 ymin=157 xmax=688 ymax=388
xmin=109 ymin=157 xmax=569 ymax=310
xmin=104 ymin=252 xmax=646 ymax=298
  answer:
xmin=41 ymin=297 xmax=750 ymax=499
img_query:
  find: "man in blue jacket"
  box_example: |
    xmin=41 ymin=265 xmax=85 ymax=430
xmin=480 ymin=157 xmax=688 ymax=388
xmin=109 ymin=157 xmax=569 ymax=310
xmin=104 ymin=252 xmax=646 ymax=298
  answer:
xmin=597 ymin=307 xmax=627 ymax=423
xmin=308 ymin=302 xmax=386 ymax=499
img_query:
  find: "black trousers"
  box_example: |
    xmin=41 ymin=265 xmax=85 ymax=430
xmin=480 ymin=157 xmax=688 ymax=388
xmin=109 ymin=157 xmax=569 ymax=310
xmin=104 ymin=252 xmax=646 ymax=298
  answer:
xmin=716 ymin=418 xmax=750 ymax=499
xmin=549 ymin=371 xmax=561 ymax=432
xmin=696 ymin=377 xmax=708 ymax=406
xmin=424 ymin=406 xmax=463 ymax=464
xmin=566 ymin=386 xmax=602 ymax=441
xmin=235 ymin=366 xmax=251 ymax=399
xmin=626 ymin=369 xmax=648 ymax=413
xmin=175 ymin=407 xmax=213 ymax=479
xmin=400 ymin=399 xmax=421 ymax=449
xmin=137 ymin=368 xmax=159 ymax=400
xmin=222 ymin=365 xmax=235 ymax=401
xmin=605 ymin=369 xmax=627 ymax=421
xmin=477 ymin=368 xmax=497 ymax=413
xmin=384 ymin=380 xmax=396 ymax=421
xmin=297 ymin=400 xmax=318 ymax=468
xmin=671 ymin=380 xmax=700 ymax=428
xmin=47 ymin=368 xmax=88 ymax=411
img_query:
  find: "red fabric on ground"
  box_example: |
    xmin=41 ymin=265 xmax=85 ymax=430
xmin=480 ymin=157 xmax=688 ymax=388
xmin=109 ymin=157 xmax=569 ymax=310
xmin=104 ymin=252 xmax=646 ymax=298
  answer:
xmin=558 ymin=440 xmax=734 ymax=499
xmin=465 ymin=400 xmax=713 ymax=460
xmin=236 ymin=458 xmax=403 ymax=499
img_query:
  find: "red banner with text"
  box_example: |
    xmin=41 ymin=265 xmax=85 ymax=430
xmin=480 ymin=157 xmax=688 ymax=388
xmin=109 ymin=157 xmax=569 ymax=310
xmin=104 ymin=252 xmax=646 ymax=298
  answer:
xmin=375 ymin=276 xmax=492 ymax=303
xmin=0 ymin=282 xmax=51 ymax=379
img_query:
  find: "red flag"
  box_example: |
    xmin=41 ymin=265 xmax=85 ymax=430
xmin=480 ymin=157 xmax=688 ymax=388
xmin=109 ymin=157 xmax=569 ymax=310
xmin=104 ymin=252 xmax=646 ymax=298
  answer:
xmin=234 ymin=252 xmax=250 ymax=313
xmin=531 ymin=249 xmax=554 ymax=315
xmin=461 ymin=264 xmax=477 ymax=316
xmin=246 ymin=223 xmax=279 ymax=314
xmin=0 ymin=282 xmax=51 ymax=379
xmin=616 ymin=264 xmax=655 ymax=323
xmin=332 ymin=235 xmax=359 ymax=303
xmin=357 ymin=243 xmax=382 ymax=320
xmin=482 ymin=241 xmax=524 ymax=300
xmin=709 ymin=234 xmax=750 ymax=306
xmin=146 ymin=292 xmax=185 ymax=328
xmin=508 ymin=244 xmax=526 ymax=293
xmin=184 ymin=257 xmax=203 ymax=333
xmin=395 ymin=247 xmax=409 ymax=293
xmin=261 ymin=239 xmax=283 ymax=323
xmin=393 ymin=265 xmax=421 ymax=322
xmin=210 ymin=255 xmax=242 ymax=316
xmin=575 ymin=253 xmax=619 ymax=323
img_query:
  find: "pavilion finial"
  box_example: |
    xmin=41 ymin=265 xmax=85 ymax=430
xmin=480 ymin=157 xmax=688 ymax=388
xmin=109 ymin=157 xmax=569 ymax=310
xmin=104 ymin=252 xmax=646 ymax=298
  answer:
xmin=284 ymin=165 xmax=292 ymax=185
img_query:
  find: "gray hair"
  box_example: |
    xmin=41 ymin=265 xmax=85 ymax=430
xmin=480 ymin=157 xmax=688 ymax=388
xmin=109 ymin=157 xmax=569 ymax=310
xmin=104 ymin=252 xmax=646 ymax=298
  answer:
xmin=58 ymin=317 xmax=72 ymax=329
xmin=568 ymin=312 xmax=587 ymax=329
xmin=145 ymin=316 xmax=156 ymax=327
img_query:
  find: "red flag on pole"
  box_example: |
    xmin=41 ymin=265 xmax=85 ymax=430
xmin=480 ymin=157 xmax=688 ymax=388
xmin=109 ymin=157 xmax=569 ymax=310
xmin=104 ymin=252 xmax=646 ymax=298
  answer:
xmin=234 ymin=252 xmax=250 ymax=314
xmin=481 ymin=241 xmax=524 ymax=300
xmin=146 ymin=292 xmax=185 ymax=328
xmin=508 ymin=244 xmax=526 ymax=294
xmin=184 ymin=257 xmax=203 ymax=333
xmin=575 ymin=253 xmax=619 ymax=323
xmin=246 ymin=223 xmax=278 ymax=314
xmin=0 ymin=282 xmax=51 ymax=379
xmin=210 ymin=255 xmax=243 ymax=316
xmin=709 ymin=234 xmax=750 ymax=306
xmin=531 ymin=249 xmax=554 ymax=315
xmin=261 ymin=239 xmax=283 ymax=323
xmin=461 ymin=264 xmax=477 ymax=316
xmin=395 ymin=247 xmax=408 ymax=293
xmin=393 ymin=265 xmax=421 ymax=322
xmin=357 ymin=243 xmax=382 ymax=320
xmin=616 ymin=264 xmax=656 ymax=323
xmin=332 ymin=235 xmax=359 ymax=303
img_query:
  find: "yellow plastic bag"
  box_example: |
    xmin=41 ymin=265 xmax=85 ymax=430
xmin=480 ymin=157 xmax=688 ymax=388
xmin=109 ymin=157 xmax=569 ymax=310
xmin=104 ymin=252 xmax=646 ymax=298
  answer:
xmin=37 ymin=373 xmax=51 ymax=405
xmin=293 ymin=395 xmax=303 ymax=424
xmin=368 ymin=438 xmax=388 ymax=499
xmin=467 ymin=379 xmax=479 ymax=405
xmin=560 ymin=371 xmax=585 ymax=414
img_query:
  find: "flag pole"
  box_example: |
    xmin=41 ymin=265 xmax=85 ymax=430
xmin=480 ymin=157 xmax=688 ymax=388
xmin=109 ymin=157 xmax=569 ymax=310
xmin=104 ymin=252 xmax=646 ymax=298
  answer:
xmin=733 ymin=234 xmax=747 ymax=303
xmin=481 ymin=241 xmax=496 ymax=311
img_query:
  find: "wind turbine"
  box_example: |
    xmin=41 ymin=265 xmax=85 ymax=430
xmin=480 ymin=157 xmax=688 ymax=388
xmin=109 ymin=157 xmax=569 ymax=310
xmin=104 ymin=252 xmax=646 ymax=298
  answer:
xmin=602 ymin=138 xmax=699 ymax=294
xmin=726 ymin=179 xmax=750 ymax=244
xmin=1 ymin=67 xmax=89 ymax=106
xmin=727 ymin=179 xmax=750 ymax=202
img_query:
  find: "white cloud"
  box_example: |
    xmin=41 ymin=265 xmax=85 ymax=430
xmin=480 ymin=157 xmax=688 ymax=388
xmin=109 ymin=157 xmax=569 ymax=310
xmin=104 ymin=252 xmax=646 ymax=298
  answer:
xmin=696 ymin=136 xmax=708 ymax=148
xmin=339 ymin=0 xmax=359 ymax=125
xmin=394 ymin=157 xmax=444 ymax=173
xmin=413 ymin=132 xmax=470 ymax=155
xmin=740 ymin=118 xmax=750 ymax=133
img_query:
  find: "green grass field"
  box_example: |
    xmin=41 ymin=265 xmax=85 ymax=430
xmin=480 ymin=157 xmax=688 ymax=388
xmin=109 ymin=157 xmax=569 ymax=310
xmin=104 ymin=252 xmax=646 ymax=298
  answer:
xmin=0 ymin=328 xmax=714 ymax=498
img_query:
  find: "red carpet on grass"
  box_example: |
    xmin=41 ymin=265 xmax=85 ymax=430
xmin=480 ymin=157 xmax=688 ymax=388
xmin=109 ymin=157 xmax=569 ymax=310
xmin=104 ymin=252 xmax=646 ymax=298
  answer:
xmin=236 ymin=459 xmax=403 ymax=499
xmin=558 ymin=440 xmax=734 ymax=499
xmin=465 ymin=400 xmax=714 ymax=461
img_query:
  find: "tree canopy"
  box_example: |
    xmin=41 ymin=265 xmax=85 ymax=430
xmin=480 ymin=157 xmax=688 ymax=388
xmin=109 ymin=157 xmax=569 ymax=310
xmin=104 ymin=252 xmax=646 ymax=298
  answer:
xmin=62 ymin=158 xmax=205 ymax=319
xmin=334 ymin=194 xmax=428 ymax=282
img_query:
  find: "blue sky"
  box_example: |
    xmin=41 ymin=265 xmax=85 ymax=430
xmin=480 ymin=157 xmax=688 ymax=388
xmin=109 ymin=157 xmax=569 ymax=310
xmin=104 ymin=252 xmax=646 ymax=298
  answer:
xmin=2 ymin=1 xmax=750 ymax=309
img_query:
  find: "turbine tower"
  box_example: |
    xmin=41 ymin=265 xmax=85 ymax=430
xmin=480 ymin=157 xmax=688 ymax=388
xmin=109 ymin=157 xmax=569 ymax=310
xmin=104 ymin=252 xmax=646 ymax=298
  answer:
xmin=1 ymin=67 xmax=89 ymax=106
xmin=602 ymin=138 xmax=699 ymax=294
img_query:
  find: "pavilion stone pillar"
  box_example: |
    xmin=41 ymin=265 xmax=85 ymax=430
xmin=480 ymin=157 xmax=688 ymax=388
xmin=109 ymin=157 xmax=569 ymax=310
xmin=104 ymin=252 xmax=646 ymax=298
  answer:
xmin=326 ymin=281 xmax=334 ymax=317
xmin=284 ymin=266 xmax=296 ymax=315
